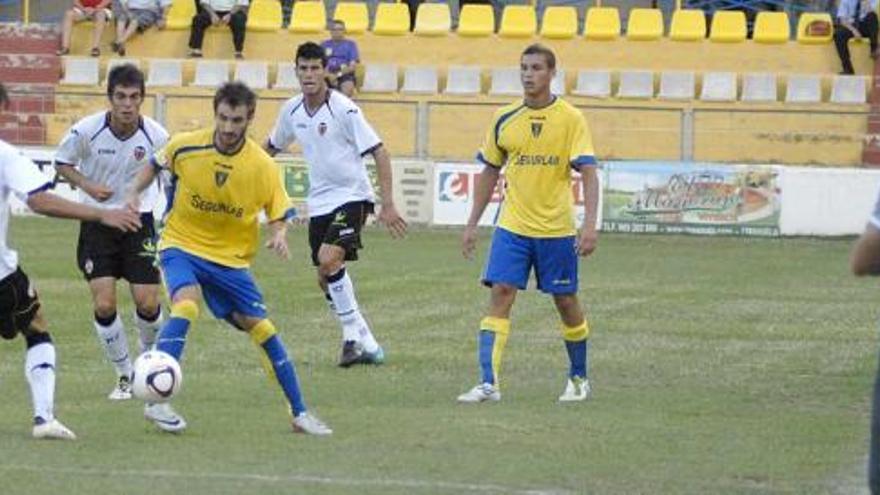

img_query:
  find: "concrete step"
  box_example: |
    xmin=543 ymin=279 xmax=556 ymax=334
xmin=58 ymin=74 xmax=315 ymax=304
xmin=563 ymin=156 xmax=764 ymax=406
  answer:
xmin=0 ymin=23 xmax=60 ymax=54
xmin=0 ymin=54 xmax=60 ymax=84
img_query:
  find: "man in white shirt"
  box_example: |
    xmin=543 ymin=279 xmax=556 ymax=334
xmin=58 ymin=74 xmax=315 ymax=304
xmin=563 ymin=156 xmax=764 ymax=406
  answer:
xmin=54 ymin=64 xmax=169 ymax=401
xmin=265 ymin=42 xmax=407 ymax=367
xmin=189 ymin=0 xmax=249 ymax=59
xmin=111 ymin=0 xmax=172 ymax=56
xmin=0 ymin=83 xmax=141 ymax=440
xmin=835 ymin=0 xmax=879 ymax=74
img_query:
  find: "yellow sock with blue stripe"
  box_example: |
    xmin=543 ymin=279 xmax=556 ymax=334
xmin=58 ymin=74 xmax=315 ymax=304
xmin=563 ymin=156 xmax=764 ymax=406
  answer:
xmin=478 ymin=317 xmax=510 ymax=386
xmin=249 ymin=319 xmax=307 ymax=416
xmin=156 ymin=300 xmax=198 ymax=361
xmin=561 ymin=320 xmax=590 ymax=379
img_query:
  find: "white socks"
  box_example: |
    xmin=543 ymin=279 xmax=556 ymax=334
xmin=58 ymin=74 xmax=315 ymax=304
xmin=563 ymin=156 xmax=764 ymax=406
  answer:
xmin=25 ymin=342 xmax=56 ymax=422
xmin=326 ymin=268 xmax=380 ymax=353
xmin=94 ymin=314 xmax=132 ymax=378
xmin=134 ymin=309 xmax=163 ymax=354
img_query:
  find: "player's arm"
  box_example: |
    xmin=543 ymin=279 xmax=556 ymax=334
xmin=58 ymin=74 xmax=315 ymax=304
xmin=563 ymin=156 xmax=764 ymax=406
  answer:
xmin=125 ymin=161 xmax=159 ymax=212
xmin=462 ymin=164 xmax=501 ymax=260
xmin=371 ymin=145 xmax=407 ymax=239
xmin=54 ymin=163 xmax=113 ymax=202
xmin=852 ymin=224 xmax=880 ymax=276
xmin=27 ymin=190 xmax=141 ymax=232
xmin=577 ymin=166 xmax=599 ymax=257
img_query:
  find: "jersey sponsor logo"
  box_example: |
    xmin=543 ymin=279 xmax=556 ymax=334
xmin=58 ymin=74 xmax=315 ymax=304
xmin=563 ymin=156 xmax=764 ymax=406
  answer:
xmin=97 ymin=148 xmax=116 ymax=155
xmin=531 ymin=122 xmax=543 ymax=138
xmin=133 ymin=146 xmax=146 ymax=161
xmin=346 ymin=109 xmax=358 ymax=115
xmin=215 ymin=170 xmax=229 ymax=188
xmin=190 ymin=194 xmax=244 ymax=218
xmin=438 ymin=172 xmax=469 ymax=202
xmin=296 ymin=123 xmax=307 ymax=129
xmin=514 ymin=154 xmax=560 ymax=166
xmin=318 ymin=122 xmax=328 ymax=136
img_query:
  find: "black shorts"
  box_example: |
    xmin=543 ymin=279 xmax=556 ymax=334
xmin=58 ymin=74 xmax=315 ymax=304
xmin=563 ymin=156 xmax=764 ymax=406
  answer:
xmin=76 ymin=212 xmax=160 ymax=284
xmin=308 ymin=201 xmax=374 ymax=266
xmin=0 ymin=267 xmax=40 ymax=340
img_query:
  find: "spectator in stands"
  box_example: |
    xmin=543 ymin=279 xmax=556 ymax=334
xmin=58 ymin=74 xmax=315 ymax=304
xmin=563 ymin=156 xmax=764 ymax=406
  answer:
xmin=280 ymin=0 xmax=293 ymax=29
xmin=405 ymin=0 xmax=423 ymax=30
xmin=57 ymin=0 xmax=113 ymax=57
xmin=834 ymin=0 xmax=879 ymax=74
xmin=189 ymin=0 xmax=249 ymax=59
xmin=111 ymin=0 xmax=172 ymax=56
xmin=321 ymin=20 xmax=360 ymax=98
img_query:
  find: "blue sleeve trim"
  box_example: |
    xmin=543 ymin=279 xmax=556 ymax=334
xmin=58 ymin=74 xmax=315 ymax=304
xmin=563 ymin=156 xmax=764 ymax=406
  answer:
xmin=571 ymin=155 xmax=597 ymax=170
xmin=360 ymin=142 xmax=382 ymax=157
xmin=150 ymin=156 xmax=164 ymax=171
xmin=26 ymin=182 xmax=52 ymax=196
xmin=476 ymin=152 xmax=501 ymax=168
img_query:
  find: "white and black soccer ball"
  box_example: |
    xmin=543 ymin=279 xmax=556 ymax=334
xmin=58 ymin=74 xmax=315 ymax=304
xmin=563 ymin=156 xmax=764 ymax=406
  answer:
xmin=132 ymin=351 xmax=182 ymax=403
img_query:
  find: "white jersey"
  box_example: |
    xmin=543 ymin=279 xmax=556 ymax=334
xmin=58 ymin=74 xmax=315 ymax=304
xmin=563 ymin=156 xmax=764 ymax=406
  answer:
xmin=0 ymin=140 xmax=52 ymax=280
xmin=54 ymin=112 xmax=168 ymax=213
xmin=268 ymin=90 xmax=382 ymax=217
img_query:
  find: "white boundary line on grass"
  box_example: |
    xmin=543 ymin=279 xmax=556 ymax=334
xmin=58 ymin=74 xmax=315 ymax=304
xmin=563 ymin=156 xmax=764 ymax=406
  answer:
xmin=0 ymin=464 xmax=573 ymax=495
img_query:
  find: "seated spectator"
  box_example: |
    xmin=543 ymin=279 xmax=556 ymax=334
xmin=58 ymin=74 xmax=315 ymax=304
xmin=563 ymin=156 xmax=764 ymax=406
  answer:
xmin=111 ymin=0 xmax=171 ymax=56
xmin=189 ymin=0 xmax=248 ymax=59
xmin=834 ymin=0 xmax=879 ymax=74
xmin=57 ymin=0 xmax=113 ymax=56
xmin=321 ymin=20 xmax=360 ymax=97
xmin=280 ymin=0 xmax=293 ymax=29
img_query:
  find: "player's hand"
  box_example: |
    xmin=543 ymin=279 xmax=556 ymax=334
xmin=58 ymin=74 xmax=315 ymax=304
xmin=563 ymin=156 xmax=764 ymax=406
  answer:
xmin=99 ymin=208 xmax=142 ymax=232
xmin=265 ymin=231 xmax=290 ymax=260
xmin=83 ymin=181 xmax=113 ymax=202
xmin=576 ymin=228 xmax=598 ymax=257
xmin=461 ymin=225 xmax=478 ymax=260
xmin=377 ymin=202 xmax=407 ymax=239
xmin=124 ymin=191 xmax=141 ymax=213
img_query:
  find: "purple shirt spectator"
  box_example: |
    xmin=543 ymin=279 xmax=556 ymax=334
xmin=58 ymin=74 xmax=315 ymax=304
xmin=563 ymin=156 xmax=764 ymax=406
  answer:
xmin=321 ymin=39 xmax=359 ymax=74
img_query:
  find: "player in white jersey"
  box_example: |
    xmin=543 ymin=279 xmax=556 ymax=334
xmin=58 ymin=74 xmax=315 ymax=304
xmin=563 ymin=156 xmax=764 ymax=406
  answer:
xmin=265 ymin=42 xmax=407 ymax=367
xmin=0 ymin=83 xmax=141 ymax=439
xmin=54 ymin=64 xmax=168 ymax=400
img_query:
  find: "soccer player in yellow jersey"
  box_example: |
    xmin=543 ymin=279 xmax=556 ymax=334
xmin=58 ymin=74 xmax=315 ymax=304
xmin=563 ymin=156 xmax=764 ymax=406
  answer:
xmin=457 ymin=44 xmax=600 ymax=404
xmin=126 ymin=82 xmax=331 ymax=435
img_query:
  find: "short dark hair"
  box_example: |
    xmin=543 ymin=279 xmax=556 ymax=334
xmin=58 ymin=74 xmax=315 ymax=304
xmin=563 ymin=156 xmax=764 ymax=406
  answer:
xmin=521 ymin=44 xmax=556 ymax=70
xmin=0 ymin=82 xmax=7 ymax=110
xmin=295 ymin=41 xmax=327 ymax=68
xmin=213 ymin=81 xmax=256 ymax=115
xmin=330 ymin=19 xmax=346 ymax=29
xmin=107 ymin=63 xmax=145 ymax=98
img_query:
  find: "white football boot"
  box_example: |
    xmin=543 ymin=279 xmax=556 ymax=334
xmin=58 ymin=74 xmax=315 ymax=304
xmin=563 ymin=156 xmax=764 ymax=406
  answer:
xmin=456 ymin=383 xmax=501 ymax=403
xmin=32 ymin=418 xmax=77 ymax=440
xmin=558 ymin=376 xmax=591 ymax=402
xmin=144 ymin=402 xmax=187 ymax=433
xmin=292 ymin=412 xmax=333 ymax=436
xmin=107 ymin=375 xmax=133 ymax=401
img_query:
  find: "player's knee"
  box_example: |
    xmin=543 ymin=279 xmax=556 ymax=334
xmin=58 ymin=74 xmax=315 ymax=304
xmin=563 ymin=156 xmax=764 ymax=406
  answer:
xmin=561 ymin=321 xmax=589 ymax=341
xmin=248 ymin=319 xmax=277 ymax=346
xmin=480 ymin=316 xmax=510 ymax=336
xmin=93 ymin=301 xmax=117 ymax=320
xmin=170 ymin=299 xmax=199 ymax=322
xmin=134 ymin=298 xmax=161 ymax=317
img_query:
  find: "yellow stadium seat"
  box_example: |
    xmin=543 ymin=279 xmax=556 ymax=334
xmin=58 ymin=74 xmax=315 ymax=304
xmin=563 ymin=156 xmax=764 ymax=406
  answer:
xmin=499 ymin=5 xmax=537 ymax=38
xmin=796 ymin=12 xmax=833 ymax=44
xmin=458 ymin=4 xmax=494 ymax=37
xmin=165 ymin=0 xmax=195 ymax=30
xmin=670 ymin=9 xmax=706 ymax=41
xmin=333 ymin=2 xmax=369 ymax=34
xmin=626 ymin=8 xmax=663 ymax=40
xmin=289 ymin=1 xmax=326 ymax=33
xmin=373 ymin=3 xmax=410 ymax=35
xmin=247 ymin=0 xmax=282 ymax=32
xmin=540 ymin=6 xmax=577 ymax=39
xmin=753 ymin=12 xmax=789 ymax=43
xmin=709 ymin=10 xmax=746 ymax=42
xmin=585 ymin=7 xmax=620 ymax=40
xmin=414 ymin=3 xmax=451 ymax=36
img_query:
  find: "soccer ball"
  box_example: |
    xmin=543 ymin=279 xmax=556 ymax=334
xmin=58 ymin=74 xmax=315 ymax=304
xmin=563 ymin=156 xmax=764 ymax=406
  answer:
xmin=132 ymin=351 xmax=182 ymax=403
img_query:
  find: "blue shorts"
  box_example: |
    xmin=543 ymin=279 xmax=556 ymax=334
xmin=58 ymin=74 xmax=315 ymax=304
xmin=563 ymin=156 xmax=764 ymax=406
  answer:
xmin=482 ymin=227 xmax=578 ymax=295
xmin=159 ymin=248 xmax=267 ymax=321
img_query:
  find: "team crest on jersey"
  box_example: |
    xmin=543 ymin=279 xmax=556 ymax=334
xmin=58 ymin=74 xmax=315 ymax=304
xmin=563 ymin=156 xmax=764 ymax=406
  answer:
xmin=531 ymin=122 xmax=543 ymax=138
xmin=215 ymin=170 xmax=229 ymax=187
xmin=318 ymin=122 xmax=327 ymax=136
xmin=133 ymin=146 xmax=146 ymax=161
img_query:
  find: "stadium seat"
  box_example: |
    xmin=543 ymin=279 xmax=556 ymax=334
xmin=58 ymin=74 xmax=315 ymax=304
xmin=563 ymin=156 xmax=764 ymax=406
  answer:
xmin=414 ymin=3 xmax=451 ymax=36
xmin=457 ymin=4 xmax=494 ymax=37
xmin=830 ymin=75 xmax=867 ymax=104
xmin=246 ymin=0 xmax=282 ymax=31
xmin=572 ymin=69 xmax=611 ymax=98
xmin=373 ymin=3 xmax=410 ymax=35
xmin=709 ymin=11 xmax=746 ymax=42
xmin=333 ymin=2 xmax=369 ymax=34
xmin=585 ymin=7 xmax=620 ymax=40
xmin=700 ymin=72 xmax=737 ymax=101
xmin=289 ymin=1 xmax=326 ymax=33
xmin=627 ymin=8 xmax=664 ymax=41
xmin=741 ymin=72 xmax=778 ymax=102
xmin=552 ymin=69 xmax=566 ymax=95
xmin=489 ymin=67 xmax=521 ymax=96
xmin=617 ymin=70 xmax=654 ymax=98
xmin=753 ymin=12 xmax=789 ymax=43
xmin=165 ymin=0 xmax=195 ymax=30
xmin=540 ymin=6 xmax=577 ymax=39
xmin=658 ymin=71 xmax=695 ymax=100
xmin=499 ymin=5 xmax=537 ymax=38
xmin=669 ymin=9 xmax=706 ymax=41
xmin=192 ymin=60 xmax=230 ymax=88
xmin=796 ymin=12 xmax=833 ymax=44
xmin=360 ymin=63 xmax=398 ymax=93
xmin=785 ymin=74 xmax=821 ymax=103
xmin=61 ymin=57 xmax=99 ymax=86
xmin=146 ymin=59 xmax=183 ymax=87
xmin=401 ymin=66 xmax=439 ymax=94
xmin=444 ymin=65 xmax=482 ymax=95
xmin=273 ymin=62 xmax=300 ymax=90
xmin=233 ymin=61 xmax=268 ymax=89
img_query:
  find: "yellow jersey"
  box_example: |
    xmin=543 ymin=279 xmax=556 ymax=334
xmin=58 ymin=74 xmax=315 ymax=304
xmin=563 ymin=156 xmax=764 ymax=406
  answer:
xmin=151 ymin=128 xmax=292 ymax=268
xmin=477 ymin=97 xmax=596 ymax=238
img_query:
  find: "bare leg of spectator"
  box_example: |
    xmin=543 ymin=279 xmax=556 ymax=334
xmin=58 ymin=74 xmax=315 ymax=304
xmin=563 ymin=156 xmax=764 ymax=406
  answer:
xmin=90 ymin=10 xmax=107 ymax=56
xmin=57 ymin=9 xmax=81 ymax=55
